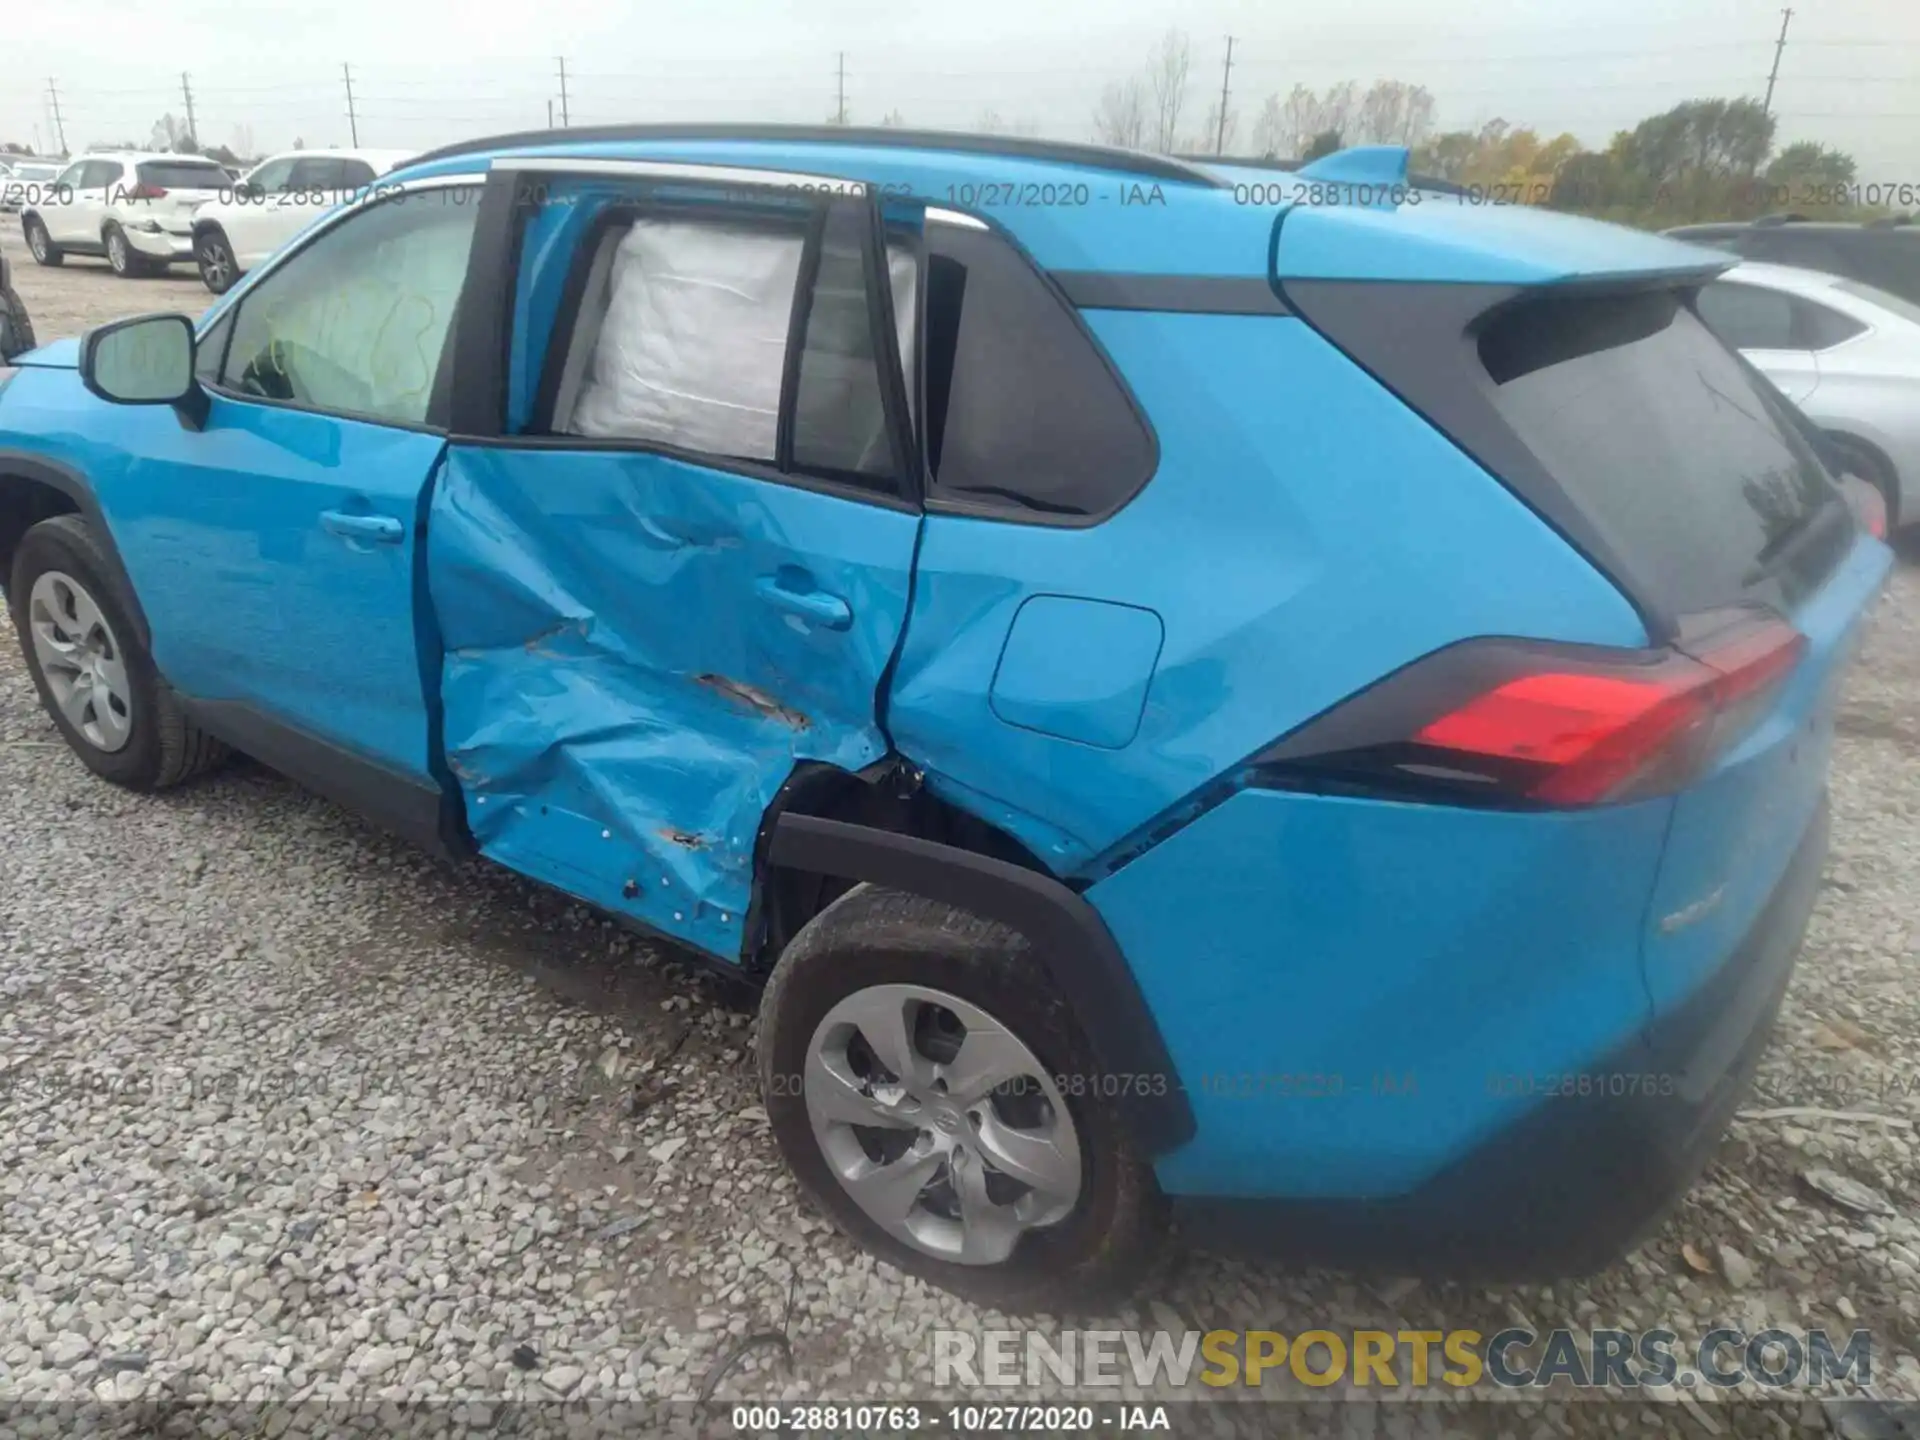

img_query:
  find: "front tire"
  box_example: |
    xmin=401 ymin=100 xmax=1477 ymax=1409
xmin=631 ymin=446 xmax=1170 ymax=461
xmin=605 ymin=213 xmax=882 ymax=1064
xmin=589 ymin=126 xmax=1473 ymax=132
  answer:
xmin=8 ymin=515 xmax=227 ymax=790
xmin=23 ymin=215 xmax=62 ymax=266
xmin=758 ymin=884 xmax=1168 ymax=1310
xmin=195 ymin=228 xmax=238 ymax=294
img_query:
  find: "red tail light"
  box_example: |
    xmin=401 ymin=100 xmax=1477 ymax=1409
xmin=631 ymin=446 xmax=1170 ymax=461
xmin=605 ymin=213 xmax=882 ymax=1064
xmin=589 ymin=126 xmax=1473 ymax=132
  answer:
xmin=1256 ymin=616 xmax=1806 ymax=809
xmin=126 ymin=183 xmax=168 ymax=201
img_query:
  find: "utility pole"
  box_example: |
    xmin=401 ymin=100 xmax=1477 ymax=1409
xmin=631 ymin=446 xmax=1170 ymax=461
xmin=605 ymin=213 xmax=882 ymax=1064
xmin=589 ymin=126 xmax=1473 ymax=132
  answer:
xmin=1763 ymin=8 xmax=1793 ymax=117
xmin=181 ymin=72 xmax=198 ymax=149
xmin=556 ymin=57 xmax=571 ymax=127
xmin=342 ymin=63 xmax=360 ymax=146
xmin=548 ymin=99 xmax=555 ymax=128
xmin=835 ymin=52 xmax=847 ymax=125
xmin=1214 ymin=36 xmax=1235 ymax=155
xmin=47 ymin=79 xmax=68 ymax=156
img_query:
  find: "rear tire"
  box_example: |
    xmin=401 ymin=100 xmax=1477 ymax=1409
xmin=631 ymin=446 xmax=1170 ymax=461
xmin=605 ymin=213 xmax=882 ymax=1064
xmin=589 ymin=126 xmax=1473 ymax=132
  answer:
xmin=8 ymin=515 xmax=228 ymax=790
xmin=104 ymin=224 xmax=147 ymax=278
xmin=0 ymin=277 xmax=34 ymax=357
xmin=23 ymin=215 xmax=62 ymax=266
xmin=757 ymin=884 xmax=1168 ymax=1311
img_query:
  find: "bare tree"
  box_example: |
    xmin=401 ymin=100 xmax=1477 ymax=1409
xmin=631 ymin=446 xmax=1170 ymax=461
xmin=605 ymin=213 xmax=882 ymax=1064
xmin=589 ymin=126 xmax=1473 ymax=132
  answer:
xmin=1093 ymin=76 xmax=1150 ymax=149
xmin=1147 ymin=30 xmax=1191 ymax=152
xmin=1278 ymin=83 xmax=1325 ymax=159
xmin=976 ymin=109 xmax=1006 ymax=134
xmin=878 ymin=110 xmax=907 ymax=128
xmin=148 ymin=113 xmax=197 ymax=153
xmin=1197 ymin=101 xmax=1238 ymax=155
xmin=228 ymin=123 xmax=256 ymax=162
xmin=1251 ymin=94 xmax=1286 ymax=157
xmin=1355 ymin=80 xmax=1437 ymax=147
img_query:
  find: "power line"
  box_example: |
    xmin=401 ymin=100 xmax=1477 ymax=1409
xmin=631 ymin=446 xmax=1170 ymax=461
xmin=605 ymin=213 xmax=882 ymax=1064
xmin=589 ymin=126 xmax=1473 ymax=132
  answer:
xmin=343 ymin=63 xmax=359 ymax=146
xmin=46 ymin=78 xmax=68 ymax=154
xmin=1763 ymin=7 xmax=1794 ymax=117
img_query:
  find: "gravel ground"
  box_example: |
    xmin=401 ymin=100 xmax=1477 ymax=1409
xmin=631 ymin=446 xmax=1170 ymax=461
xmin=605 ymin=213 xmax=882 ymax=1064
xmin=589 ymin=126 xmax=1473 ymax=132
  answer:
xmin=3 ymin=225 xmax=1920 ymax=1436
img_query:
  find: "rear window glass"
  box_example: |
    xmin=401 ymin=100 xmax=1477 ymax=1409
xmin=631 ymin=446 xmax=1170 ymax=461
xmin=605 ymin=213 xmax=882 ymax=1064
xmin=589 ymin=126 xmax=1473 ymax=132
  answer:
xmin=1479 ymin=290 xmax=1840 ymax=617
xmin=137 ymin=161 xmax=230 ymax=189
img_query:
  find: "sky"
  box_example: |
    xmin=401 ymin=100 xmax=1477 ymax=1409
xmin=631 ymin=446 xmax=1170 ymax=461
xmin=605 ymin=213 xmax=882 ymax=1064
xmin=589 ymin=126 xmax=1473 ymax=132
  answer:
xmin=6 ymin=0 xmax=1919 ymax=181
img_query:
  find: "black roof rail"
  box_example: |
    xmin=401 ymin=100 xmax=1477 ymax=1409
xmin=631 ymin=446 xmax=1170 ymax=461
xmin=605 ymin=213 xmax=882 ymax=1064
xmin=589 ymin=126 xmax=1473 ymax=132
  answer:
xmin=1752 ymin=211 xmax=1812 ymax=227
xmin=406 ymin=123 xmax=1227 ymax=188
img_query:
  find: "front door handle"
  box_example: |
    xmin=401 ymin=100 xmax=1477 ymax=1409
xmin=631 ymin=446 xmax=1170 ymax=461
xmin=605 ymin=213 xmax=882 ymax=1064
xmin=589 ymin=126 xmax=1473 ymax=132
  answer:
xmin=755 ymin=576 xmax=852 ymax=630
xmin=320 ymin=510 xmax=404 ymax=545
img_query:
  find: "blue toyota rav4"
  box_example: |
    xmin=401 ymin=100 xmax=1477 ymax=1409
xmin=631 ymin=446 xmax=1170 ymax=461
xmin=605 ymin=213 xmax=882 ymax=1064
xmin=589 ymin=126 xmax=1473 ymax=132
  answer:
xmin=0 ymin=129 xmax=1891 ymax=1306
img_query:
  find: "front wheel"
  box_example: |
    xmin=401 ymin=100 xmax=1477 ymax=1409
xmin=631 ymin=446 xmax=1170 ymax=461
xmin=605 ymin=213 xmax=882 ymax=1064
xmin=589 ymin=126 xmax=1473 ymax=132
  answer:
xmin=23 ymin=215 xmax=62 ymax=266
xmin=8 ymin=515 xmax=227 ymax=789
xmin=195 ymin=229 xmax=238 ymax=293
xmin=757 ymin=885 xmax=1168 ymax=1310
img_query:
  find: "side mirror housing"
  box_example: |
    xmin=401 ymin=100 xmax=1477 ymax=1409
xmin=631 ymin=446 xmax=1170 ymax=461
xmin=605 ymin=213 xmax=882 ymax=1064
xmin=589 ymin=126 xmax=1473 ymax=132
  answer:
xmin=79 ymin=312 xmax=208 ymax=428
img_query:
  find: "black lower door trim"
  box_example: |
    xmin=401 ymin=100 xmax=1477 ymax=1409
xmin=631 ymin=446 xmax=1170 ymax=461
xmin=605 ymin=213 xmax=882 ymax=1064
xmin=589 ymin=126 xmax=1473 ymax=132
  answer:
xmin=180 ymin=697 xmax=467 ymax=859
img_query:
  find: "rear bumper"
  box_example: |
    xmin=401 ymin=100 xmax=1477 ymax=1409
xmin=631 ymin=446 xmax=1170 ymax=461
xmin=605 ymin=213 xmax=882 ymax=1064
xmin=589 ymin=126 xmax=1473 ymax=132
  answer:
xmin=122 ymin=225 xmax=195 ymax=260
xmin=1174 ymin=793 xmax=1828 ymax=1280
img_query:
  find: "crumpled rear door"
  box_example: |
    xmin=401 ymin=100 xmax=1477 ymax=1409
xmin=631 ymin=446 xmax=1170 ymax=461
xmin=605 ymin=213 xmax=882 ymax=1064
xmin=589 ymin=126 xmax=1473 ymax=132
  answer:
xmin=428 ymin=183 xmax=920 ymax=963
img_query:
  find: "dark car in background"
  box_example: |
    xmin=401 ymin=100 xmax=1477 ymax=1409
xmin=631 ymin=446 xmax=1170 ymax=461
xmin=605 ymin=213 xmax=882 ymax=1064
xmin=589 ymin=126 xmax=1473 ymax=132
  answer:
xmin=1666 ymin=216 xmax=1920 ymax=308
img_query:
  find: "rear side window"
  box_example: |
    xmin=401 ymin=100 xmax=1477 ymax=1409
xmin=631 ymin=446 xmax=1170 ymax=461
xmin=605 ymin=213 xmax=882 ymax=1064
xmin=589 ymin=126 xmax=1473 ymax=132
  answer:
xmin=789 ymin=201 xmax=904 ymax=483
xmin=1480 ymin=290 xmax=1840 ymax=617
xmin=1697 ymin=282 xmax=1795 ymax=349
xmin=1697 ymin=282 xmax=1867 ymax=351
xmin=338 ymin=159 xmax=377 ymax=188
xmin=136 ymin=161 xmax=228 ymax=190
xmin=1798 ymin=300 xmax=1868 ymax=349
xmin=922 ymin=222 xmax=1153 ymax=519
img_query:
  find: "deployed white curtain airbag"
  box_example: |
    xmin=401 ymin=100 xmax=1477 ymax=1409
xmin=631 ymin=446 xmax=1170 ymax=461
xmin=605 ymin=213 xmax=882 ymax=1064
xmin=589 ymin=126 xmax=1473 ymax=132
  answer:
xmin=567 ymin=218 xmax=805 ymax=459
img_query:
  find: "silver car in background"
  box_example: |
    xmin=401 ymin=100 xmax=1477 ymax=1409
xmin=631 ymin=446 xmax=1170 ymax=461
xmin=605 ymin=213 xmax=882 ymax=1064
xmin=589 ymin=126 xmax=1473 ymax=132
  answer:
xmin=1697 ymin=260 xmax=1920 ymax=531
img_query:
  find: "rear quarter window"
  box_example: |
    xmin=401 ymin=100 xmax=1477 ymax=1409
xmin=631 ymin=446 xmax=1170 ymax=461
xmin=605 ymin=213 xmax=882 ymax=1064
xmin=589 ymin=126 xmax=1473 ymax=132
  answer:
xmin=922 ymin=221 xmax=1153 ymax=521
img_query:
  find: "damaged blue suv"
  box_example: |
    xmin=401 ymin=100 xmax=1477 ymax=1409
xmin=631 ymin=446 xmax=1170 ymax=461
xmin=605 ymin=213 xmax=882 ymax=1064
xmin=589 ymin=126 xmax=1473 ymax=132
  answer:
xmin=0 ymin=128 xmax=1890 ymax=1306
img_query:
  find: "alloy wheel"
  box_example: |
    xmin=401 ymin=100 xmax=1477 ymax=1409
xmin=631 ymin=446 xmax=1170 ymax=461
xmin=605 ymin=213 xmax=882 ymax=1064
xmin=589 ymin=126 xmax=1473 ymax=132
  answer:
xmin=27 ymin=570 xmax=134 ymax=753
xmin=201 ymin=238 xmax=233 ymax=290
xmin=107 ymin=231 xmax=129 ymax=273
xmin=28 ymin=224 xmax=48 ymax=261
xmin=804 ymin=984 xmax=1082 ymax=1265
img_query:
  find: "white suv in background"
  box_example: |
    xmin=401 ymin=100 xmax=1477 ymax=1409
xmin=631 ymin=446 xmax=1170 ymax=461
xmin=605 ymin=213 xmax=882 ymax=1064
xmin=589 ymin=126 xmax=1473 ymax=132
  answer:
xmin=188 ymin=148 xmax=415 ymax=292
xmin=20 ymin=152 xmax=233 ymax=277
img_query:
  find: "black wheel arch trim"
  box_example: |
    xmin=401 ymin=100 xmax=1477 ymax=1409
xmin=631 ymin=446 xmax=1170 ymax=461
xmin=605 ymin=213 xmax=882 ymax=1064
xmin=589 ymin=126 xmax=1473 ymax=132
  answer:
xmin=766 ymin=811 xmax=1197 ymax=1155
xmin=0 ymin=450 xmax=151 ymax=648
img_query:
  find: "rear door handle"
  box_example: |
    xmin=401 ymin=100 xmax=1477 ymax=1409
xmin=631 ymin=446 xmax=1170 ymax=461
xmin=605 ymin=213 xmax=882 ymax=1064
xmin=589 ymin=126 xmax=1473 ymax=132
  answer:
xmin=320 ymin=511 xmax=404 ymax=545
xmin=755 ymin=576 xmax=852 ymax=630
